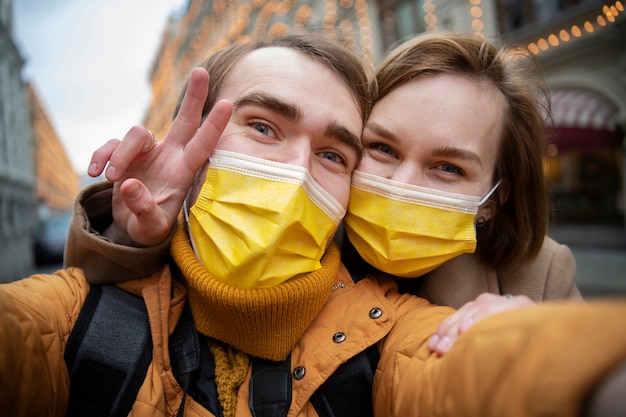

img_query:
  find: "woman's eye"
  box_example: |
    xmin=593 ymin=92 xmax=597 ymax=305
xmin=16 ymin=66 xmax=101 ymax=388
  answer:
xmin=368 ymin=142 xmax=397 ymax=157
xmin=440 ymin=163 xmax=463 ymax=175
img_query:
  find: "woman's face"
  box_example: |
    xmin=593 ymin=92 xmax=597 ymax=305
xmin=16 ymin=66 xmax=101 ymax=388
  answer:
xmin=359 ymin=73 xmax=504 ymax=209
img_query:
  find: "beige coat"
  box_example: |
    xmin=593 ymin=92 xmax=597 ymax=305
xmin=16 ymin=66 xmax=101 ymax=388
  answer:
xmin=415 ymin=237 xmax=582 ymax=308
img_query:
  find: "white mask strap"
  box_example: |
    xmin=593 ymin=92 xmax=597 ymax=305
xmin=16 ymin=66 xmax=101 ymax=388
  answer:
xmin=183 ymin=199 xmax=190 ymax=225
xmin=478 ymin=180 xmax=502 ymax=206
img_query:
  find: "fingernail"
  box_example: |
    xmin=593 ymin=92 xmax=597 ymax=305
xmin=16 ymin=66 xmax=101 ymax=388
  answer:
xmin=428 ymin=334 xmax=440 ymax=350
xmin=88 ymin=163 xmax=97 ymax=175
xmin=106 ymin=166 xmax=116 ymax=179
xmin=437 ymin=336 xmax=451 ymax=353
xmin=126 ymin=182 xmax=141 ymax=199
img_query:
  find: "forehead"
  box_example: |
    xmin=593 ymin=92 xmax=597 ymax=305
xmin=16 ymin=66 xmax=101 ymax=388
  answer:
xmin=220 ymin=47 xmax=329 ymax=97
xmin=369 ymin=73 xmax=503 ymax=164
xmin=219 ymin=47 xmax=357 ymax=108
xmin=218 ymin=46 xmax=362 ymax=126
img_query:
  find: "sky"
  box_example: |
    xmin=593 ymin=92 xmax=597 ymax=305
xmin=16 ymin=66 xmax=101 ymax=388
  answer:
xmin=12 ymin=0 xmax=188 ymax=174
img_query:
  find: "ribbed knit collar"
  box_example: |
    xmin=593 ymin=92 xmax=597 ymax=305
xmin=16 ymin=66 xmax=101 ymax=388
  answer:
xmin=170 ymin=216 xmax=339 ymax=361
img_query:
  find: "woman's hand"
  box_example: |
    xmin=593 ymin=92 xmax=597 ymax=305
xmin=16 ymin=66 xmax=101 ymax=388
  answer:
xmin=428 ymin=292 xmax=534 ymax=356
xmin=87 ymin=68 xmax=232 ymax=246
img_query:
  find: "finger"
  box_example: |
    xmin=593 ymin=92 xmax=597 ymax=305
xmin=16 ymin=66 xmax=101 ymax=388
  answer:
xmin=143 ymin=130 xmax=157 ymax=152
xmin=166 ymin=67 xmax=210 ymax=146
xmin=428 ymin=302 xmax=477 ymax=353
xmin=431 ymin=314 xmax=476 ymax=356
xmin=88 ymin=139 xmax=121 ymax=177
xmin=458 ymin=317 xmax=477 ymax=333
xmin=428 ymin=318 xmax=461 ymax=353
xmin=119 ymin=179 xmax=171 ymax=245
xmin=106 ymin=126 xmax=155 ymax=182
xmin=436 ymin=302 xmax=475 ymax=336
xmin=184 ymin=99 xmax=233 ymax=170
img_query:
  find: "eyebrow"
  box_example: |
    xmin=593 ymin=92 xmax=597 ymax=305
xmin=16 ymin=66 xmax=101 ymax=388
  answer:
xmin=326 ymin=121 xmax=363 ymax=162
xmin=365 ymin=122 xmax=482 ymax=167
xmin=365 ymin=122 xmax=397 ymax=143
xmin=432 ymin=146 xmax=483 ymax=167
xmin=235 ymin=92 xmax=363 ymax=162
xmin=234 ymin=93 xmax=302 ymax=122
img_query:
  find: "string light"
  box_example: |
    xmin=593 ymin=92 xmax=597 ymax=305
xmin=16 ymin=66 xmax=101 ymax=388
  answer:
xmin=423 ymin=0 xmax=437 ymax=31
xmin=528 ymin=1 xmax=623 ymax=55
xmin=468 ymin=0 xmax=484 ymax=37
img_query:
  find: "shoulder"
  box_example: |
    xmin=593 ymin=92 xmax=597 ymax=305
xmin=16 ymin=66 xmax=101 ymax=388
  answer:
xmin=500 ymin=236 xmax=580 ymax=301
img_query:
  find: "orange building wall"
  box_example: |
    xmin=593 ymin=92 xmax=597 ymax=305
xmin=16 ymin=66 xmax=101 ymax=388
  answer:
xmin=28 ymin=84 xmax=80 ymax=212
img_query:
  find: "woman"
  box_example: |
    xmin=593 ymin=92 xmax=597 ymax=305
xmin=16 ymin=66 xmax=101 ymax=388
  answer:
xmin=341 ymin=31 xmax=581 ymax=353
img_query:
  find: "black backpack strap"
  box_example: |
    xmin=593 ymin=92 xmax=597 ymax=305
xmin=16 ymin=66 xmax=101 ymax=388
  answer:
xmin=310 ymin=344 xmax=380 ymax=417
xmin=249 ymin=355 xmax=292 ymax=417
xmin=64 ymin=286 xmax=153 ymax=417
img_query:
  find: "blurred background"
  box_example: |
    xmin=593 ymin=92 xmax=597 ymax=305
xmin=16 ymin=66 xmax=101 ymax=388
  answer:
xmin=1 ymin=0 xmax=625 ymax=297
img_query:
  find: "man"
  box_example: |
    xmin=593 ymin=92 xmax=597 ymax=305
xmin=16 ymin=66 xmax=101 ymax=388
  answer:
xmin=1 ymin=33 xmax=379 ymax=417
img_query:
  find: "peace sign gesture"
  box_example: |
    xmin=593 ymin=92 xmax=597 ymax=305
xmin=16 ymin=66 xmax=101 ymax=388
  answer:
xmin=87 ymin=68 xmax=232 ymax=246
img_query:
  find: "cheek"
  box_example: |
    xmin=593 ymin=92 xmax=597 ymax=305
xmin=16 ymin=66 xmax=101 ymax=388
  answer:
xmin=356 ymin=154 xmax=376 ymax=173
xmin=357 ymin=154 xmax=393 ymax=176
xmin=213 ymin=130 xmax=240 ymax=153
xmin=187 ymin=163 xmax=211 ymax=207
xmin=316 ymin=173 xmax=351 ymax=209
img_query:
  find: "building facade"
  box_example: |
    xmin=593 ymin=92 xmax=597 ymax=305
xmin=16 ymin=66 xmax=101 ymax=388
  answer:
xmin=0 ymin=0 xmax=80 ymax=280
xmin=28 ymin=83 xmax=80 ymax=214
xmin=0 ymin=0 xmax=36 ymax=281
xmin=498 ymin=0 xmax=625 ymax=231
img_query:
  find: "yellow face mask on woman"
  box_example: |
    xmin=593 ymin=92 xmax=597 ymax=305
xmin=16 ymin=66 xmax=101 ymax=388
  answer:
xmin=344 ymin=170 xmax=500 ymax=278
xmin=186 ymin=150 xmax=345 ymax=289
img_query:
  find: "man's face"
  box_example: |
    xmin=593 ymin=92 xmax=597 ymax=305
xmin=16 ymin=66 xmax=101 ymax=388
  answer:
xmin=195 ymin=47 xmax=363 ymax=209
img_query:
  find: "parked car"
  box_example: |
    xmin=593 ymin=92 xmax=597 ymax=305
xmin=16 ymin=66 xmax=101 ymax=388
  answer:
xmin=34 ymin=211 xmax=72 ymax=265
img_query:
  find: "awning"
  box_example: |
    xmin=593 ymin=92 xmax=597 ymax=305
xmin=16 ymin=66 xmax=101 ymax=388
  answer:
xmin=549 ymin=127 xmax=621 ymax=151
xmin=550 ymin=88 xmax=620 ymax=132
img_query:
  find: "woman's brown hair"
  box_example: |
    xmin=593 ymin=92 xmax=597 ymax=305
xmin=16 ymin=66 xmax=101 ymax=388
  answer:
xmin=376 ymin=32 xmax=550 ymax=270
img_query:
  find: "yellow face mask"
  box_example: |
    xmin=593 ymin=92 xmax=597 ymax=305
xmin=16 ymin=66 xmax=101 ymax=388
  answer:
xmin=186 ymin=150 xmax=345 ymax=289
xmin=344 ymin=170 xmax=500 ymax=278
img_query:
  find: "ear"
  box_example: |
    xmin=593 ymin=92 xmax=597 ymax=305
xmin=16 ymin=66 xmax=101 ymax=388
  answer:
xmin=477 ymin=200 xmax=495 ymax=221
xmin=478 ymin=179 xmax=509 ymax=221
xmin=497 ymin=178 xmax=510 ymax=205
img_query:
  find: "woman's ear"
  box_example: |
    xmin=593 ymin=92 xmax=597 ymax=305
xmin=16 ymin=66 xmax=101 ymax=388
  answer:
xmin=477 ymin=200 xmax=494 ymax=222
xmin=478 ymin=179 xmax=509 ymax=221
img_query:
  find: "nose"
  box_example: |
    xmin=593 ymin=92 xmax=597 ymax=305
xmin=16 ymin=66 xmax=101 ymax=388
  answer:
xmin=390 ymin=162 xmax=423 ymax=186
xmin=274 ymin=138 xmax=313 ymax=171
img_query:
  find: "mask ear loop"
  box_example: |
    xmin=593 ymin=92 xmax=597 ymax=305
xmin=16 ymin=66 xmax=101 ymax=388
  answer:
xmin=474 ymin=180 xmax=502 ymax=234
xmin=183 ymin=199 xmax=190 ymax=224
xmin=478 ymin=179 xmax=502 ymax=206
xmin=183 ymin=199 xmax=205 ymax=267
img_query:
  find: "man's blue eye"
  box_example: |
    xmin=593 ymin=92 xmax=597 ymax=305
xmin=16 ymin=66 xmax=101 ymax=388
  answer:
xmin=253 ymin=123 xmax=270 ymax=134
xmin=321 ymin=151 xmax=345 ymax=165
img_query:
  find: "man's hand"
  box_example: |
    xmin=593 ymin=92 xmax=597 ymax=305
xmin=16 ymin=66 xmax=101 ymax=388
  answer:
xmin=428 ymin=292 xmax=534 ymax=356
xmin=87 ymin=68 xmax=232 ymax=246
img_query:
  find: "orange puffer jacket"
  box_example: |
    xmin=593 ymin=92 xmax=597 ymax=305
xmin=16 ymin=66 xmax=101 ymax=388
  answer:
xmin=0 ymin=260 xmax=435 ymax=417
